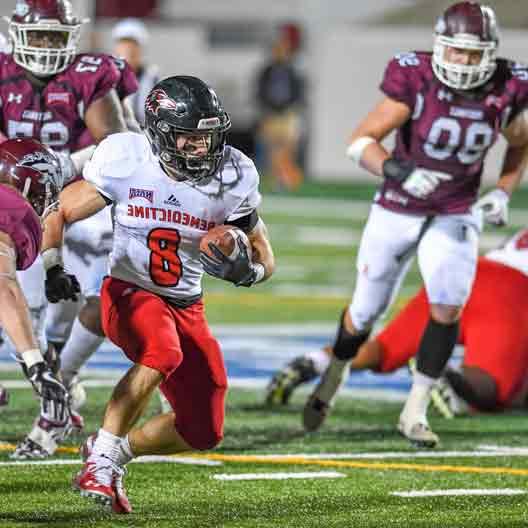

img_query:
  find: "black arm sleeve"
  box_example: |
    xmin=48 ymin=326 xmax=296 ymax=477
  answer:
xmin=98 ymin=191 xmax=113 ymax=206
xmin=225 ymin=210 xmax=259 ymax=233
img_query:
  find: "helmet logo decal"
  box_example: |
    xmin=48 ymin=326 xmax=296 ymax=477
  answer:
xmin=198 ymin=117 xmax=221 ymax=129
xmin=146 ymin=88 xmax=184 ymax=116
xmin=19 ymin=151 xmax=59 ymax=185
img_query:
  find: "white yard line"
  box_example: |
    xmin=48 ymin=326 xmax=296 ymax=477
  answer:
xmin=391 ymin=489 xmax=526 ymax=498
xmin=0 ymin=455 xmax=221 ymax=467
xmin=213 ymin=471 xmax=345 ymax=481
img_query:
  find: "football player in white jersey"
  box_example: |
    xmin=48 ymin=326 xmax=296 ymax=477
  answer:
xmin=41 ymin=76 xmax=275 ymax=513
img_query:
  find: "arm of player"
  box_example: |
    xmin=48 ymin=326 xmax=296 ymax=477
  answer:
xmin=246 ymin=217 xmax=275 ymax=284
xmin=121 ymin=96 xmax=142 ymax=133
xmin=84 ymin=89 xmax=128 ymax=144
xmin=0 ymin=231 xmax=68 ymax=408
xmin=42 ymin=180 xmax=109 ymax=302
xmin=498 ymin=109 xmax=528 ymax=195
xmin=200 ymin=217 xmax=275 ymax=287
xmin=475 ymin=109 xmax=528 ymax=226
xmin=0 ymin=231 xmax=41 ymax=359
xmin=346 ymin=96 xmax=411 ymax=177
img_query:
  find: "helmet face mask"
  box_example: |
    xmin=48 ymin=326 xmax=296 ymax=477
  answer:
xmin=432 ymin=2 xmax=499 ymax=91
xmin=145 ymin=78 xmax=231 ymax=184
xmin=7 ymin=0 xmax=85 ymax=77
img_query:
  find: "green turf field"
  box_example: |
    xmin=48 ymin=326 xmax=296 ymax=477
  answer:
xmin=2 ymin=181 xmax=528 ymax=527
xmin=2 ymin=385 xmax=528 ymax=527
xmin=203 ymin=181 xmax=528 ymax=324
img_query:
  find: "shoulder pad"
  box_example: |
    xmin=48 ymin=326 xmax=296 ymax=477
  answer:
xmin=88 ymin=132 xmax=150 ymax=179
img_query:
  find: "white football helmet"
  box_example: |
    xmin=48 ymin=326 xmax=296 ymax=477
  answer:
xmin=6 ymin=0 xmax=86 ymax=77
xmin=432 ymin=2 xmax=499 ymax=91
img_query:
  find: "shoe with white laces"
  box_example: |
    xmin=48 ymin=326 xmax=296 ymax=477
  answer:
xmin=431 ymin=371 xmax=470 ymax=418
xmin=78 ymin=434 xmax=132 ymax=514
xmin=397 ymin=415 xmax=439 ymax=449
xmin=10 ymin=437 xmax=49 ymax=460
xmin=73 ymin=456 xmax=116 ymax=509
xmin=112 ymin=466 xmax=132 ymax=514
xmin=302 ymin=357 xmax=350 ymax=432
xmin=68 ymin=376 xmax=87 ymax=412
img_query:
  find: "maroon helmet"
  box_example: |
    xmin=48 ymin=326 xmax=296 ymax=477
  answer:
xmin=432 ymin=2 xmax=499 ymax=90
xmin=6 ymin=0 xmax=86 ymax=77
xmin=0 ymin=139 xmax=64 ymax=218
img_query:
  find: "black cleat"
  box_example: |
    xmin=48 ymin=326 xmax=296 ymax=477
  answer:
xmin=265 ymin=357 xmax=318 ymax=405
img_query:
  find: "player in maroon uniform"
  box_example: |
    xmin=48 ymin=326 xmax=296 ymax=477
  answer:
xmin=302 ymin=2 xmax=528 ymax=447
xmin=1 ymin=0 xmax=133 ymax=459
xmin=0 ymin=138 xmax=72 ymax=446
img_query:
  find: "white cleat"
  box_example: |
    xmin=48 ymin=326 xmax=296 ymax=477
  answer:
xmin=397 ymin=417 xmax=439 ymax=449
xmin=68 ymin=376 xmax=87 ymax=412
xmin=302 ymin=357 xmax=350 ymax=432
xmin=431 ymin=373 xmax=470 ymax=419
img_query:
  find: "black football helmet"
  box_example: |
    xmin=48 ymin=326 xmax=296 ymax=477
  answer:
xmin=144 ymin=76 xmax=231 ymax=183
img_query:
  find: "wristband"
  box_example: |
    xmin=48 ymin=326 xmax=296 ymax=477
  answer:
xmin=41 ymin=248 xmax=63 ymax=272
xmin=253 ymin=263 xmax=266 ymax=284
xmin=21 ymin=348 xmax=43 ymax=369
xmin=346 ymin=137 xmax=376 ymax=164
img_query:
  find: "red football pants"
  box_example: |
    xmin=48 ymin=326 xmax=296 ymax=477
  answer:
xmin=377 ymin=258 xmax=528 ymax=407
xmin=100 ymin=276 xmax=227 ymax=450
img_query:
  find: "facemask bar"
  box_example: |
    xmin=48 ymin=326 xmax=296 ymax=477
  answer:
xmin=149 ymin=120 xmax=228 ymax=183
xmin=7 ymin=19 xmax=82 ymax=77
xmin=432 ymin=34 xmax=497 ymax=90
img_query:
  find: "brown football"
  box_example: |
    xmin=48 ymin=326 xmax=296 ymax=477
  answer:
xmin=200 ymin=225 xmax=251 ymax=259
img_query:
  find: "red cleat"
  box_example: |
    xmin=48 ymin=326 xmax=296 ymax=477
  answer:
xmin=76 ymin=439 xmax=132 ymax=514
xmin=72 ymin=458 xmax=115 ymax=509
xmin=112 ymin=468 xmax=132 ymax=514
xmin=79 ymin=433 xmax=96 ymax=462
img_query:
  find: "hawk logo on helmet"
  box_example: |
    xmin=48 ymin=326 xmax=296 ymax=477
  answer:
xmin=19 ymin=151 xmax=60 ymax=186
xmin=146 ymin=89 xmax=185 ymax=116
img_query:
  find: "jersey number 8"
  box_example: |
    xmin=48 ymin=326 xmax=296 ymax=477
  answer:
xmin=147 ymin=228 xmax=183 ymax=287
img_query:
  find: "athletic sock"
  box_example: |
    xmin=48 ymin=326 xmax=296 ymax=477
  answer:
xmin=92 ymin=428 xmax=123 ymax=465
xmin=116 ymin=435 xmax=135 ymax=466
xmin=416 ymin=319 xmax=459 ymax=379
xmin=60 ymin=318 xmax=104 ymax=386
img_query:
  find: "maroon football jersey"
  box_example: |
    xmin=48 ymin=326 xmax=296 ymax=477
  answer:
xmin=377 ymin=51 xmax=528 ymax=215
xmin=0 ymin=52 xmax=121 ymax=154
xmin=76 ymin=56 xmax=138 ymax=150
xmin=0 ymin=185 xmax=42 ymax=270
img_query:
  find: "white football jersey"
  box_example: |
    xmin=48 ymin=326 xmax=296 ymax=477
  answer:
xmin=84 ymin=132 xmax=261 ymax=300
xmin=486 ymin=228 xmax=528 ymax=277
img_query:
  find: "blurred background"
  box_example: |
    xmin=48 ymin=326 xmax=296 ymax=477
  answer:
xmin=1 ymin=0 xmax=527 ymax=391
xmin=3 ymin=0 xmax=527 ymax=187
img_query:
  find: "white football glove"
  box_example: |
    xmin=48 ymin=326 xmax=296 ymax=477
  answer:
xmin=474 ymin=188 xmax=509 ymax=226
xmin=402 ymin=169 xmax=453 ymax=199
